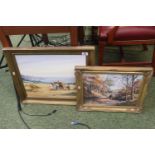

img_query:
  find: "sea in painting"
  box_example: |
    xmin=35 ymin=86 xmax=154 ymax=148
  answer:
xmin=15 ymin=54 xmax=86 ymax=98
xmin=83 ymin=73 xmax=144 ymax=106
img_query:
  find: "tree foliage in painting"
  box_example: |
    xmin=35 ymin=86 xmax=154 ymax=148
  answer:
xmin=83 ymin=75 xmax=110 ymax=98
xmin=121 ymin=74 xmax=142 ymax=101
xmin=83 ymin=73 xmax=143 ymax=106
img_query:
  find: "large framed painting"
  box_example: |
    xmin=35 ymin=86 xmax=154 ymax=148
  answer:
xmin=4 ymin=46 xmax=95 ymax=105
xmin=75 ymin=66 xmax=153 ymax=113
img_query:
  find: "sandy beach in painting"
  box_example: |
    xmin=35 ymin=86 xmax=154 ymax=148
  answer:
xmin=15 ymin=54 xmax=86 ymax=98
xmin=24 ymin=82 xmax=76 ymax=98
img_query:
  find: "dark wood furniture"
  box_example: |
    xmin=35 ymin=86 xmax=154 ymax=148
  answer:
xmin=98 ymin=26 xmax=155 ymax=75
xmin=0 ymin=26 xmax=79 ymax=69
xmin=0 ymin=26 xmax=79 ymax=47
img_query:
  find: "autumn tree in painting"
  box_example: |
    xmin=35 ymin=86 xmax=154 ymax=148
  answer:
xmin=83 ymin=73 xmax=143 ymax=106
xmin=83 ymin=75 xmax=110 ymax=98
xmin=122 ymin=74 xmax=142 ymax=101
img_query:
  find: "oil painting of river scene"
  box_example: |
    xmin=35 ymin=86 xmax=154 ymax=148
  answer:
xmin=15 ymin=55 xmax=86 ymax=99
xmin=83 ymin=73 xmax=144 ymax=106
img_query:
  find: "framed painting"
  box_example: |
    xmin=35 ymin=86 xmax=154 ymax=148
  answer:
xmin=75 ymin=66 xmax=153 ymax=113
xmin=4 ymin=46 xmax=95 ymax=105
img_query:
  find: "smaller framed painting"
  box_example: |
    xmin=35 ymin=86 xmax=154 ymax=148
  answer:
xmin=75 ymin=66 xmax=153 ymax=113
xmin=4 ymin=46 xmax=95 ymax=105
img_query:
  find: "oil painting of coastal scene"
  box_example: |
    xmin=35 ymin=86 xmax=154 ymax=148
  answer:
xmin=83 ymin=73 xmax=144 ymax=106
xmin=15 ymin=55 xmax=86 ymax=98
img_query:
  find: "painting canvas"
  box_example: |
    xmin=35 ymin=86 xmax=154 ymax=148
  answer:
xmin=83 ymin=73 xmax=143 ymax=106
xmin=3 ymin=46 xmax=95 ymax=105
xmin=15 ymin=55 xmax=86 ymax=99
xmin=76 ymin=66 xmax=153 ymax=113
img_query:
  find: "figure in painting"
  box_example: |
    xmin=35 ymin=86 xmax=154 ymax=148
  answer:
xmin=49 ymin=81 xmax=71 ymax=90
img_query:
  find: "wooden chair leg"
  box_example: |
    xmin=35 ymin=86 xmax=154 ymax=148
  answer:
xmin=152 ymin=45 xmax=155 ymax=76
xmin=143 ymin=44 xmax=148 ymax=51
xmin=42 ymin=34 xmax=49 ymax=45
xmin=98 ymin=40 xmax=105 ymax=65
xmin=0 ymin=30 xmax=12 ymax=47
xmin=92 ymin=26 xmax=98 ymax=44
xmin=120 ymin=46 xmax=125 ymax=62
xmin=70 ymin=27 xmax=78 ymax=46
xmin=78 ymin=26 xmax=85 ymax=45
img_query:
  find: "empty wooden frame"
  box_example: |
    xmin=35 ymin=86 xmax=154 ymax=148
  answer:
xmin=75 ymin=66 xmax=153 ymax=113
xmin=4 ymin=46 xmax=95 ymax=105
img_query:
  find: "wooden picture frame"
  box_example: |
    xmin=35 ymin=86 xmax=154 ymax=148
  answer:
xmin=75 ymin=66 xmax=153 ymax=113
xmin=3 ymin=46 xmax=95 ymax=105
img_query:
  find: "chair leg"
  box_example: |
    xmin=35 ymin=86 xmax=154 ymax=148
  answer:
xmin=152 ymin=45 xmax=155 ymax=76
xmin=42 ymin=34 xmax=49 ymax=45
xmin=78 ymin=26 xmax=85 ymax=45
xmin=98 ymin=40 xmax=105 ymax=65
xmin=143 ymin=44 xmax=148 ymax=51
xmin=120 ymin=46 xmax=125 ymax=62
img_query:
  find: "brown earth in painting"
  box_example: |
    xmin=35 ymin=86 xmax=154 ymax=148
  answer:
xmin=24 ymin=82 xmax=76 ymax=98
xmin=84 ymin=97 xmax=137 ymax=106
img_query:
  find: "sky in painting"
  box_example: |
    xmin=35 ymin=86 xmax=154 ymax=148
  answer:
xmin=104 ymin=74 xmax=143 ymax=90
xmin=15 ymin=55 xmax=86 ymax=78
xmin=102 ymin=74 xmax=143 ymax=90
xmin=85 ymin=73 xmax=144 ymax=91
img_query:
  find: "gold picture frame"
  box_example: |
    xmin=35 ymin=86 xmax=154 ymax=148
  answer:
xmin=75 ymin=66 xmax=153 ymax=113
xmin=4 ymin=46 xmax=95 ymax=105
